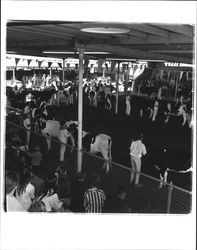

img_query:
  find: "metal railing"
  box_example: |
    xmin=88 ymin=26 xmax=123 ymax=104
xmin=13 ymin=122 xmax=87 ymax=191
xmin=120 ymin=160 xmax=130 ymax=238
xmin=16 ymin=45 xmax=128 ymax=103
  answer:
xmin=5 ymin=108 xmax=192 ymax=214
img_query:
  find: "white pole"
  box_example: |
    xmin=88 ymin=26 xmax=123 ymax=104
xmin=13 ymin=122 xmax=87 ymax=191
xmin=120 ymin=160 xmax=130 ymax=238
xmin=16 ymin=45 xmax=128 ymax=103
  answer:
xmin=115 ymin=62 xmax=120 ymax=114
xmin=62 ymin=59 xmax=65 ymax=85
xmin=77 ymin=47 xmax=84 ymax=173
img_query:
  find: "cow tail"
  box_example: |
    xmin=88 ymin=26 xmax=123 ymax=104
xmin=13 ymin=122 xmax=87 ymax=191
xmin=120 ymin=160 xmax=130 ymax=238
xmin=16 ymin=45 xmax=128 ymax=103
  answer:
xmin=108 ymin=137 xmax=112 ymax=166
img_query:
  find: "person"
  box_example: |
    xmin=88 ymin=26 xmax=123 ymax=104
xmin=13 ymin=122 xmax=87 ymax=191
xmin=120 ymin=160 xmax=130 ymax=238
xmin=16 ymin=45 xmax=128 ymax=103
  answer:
xmin=54 ymin=165 xmax=71 ymax=210
xmin=37 ymin=182 xmax=64 ymax=212
xmin=23 ymin=113 xmax=31 ymax=146
xmin=103 ymin=185 xmax=132 ymax=213
xmin=70 ymin=171 xmax=87 ymax=212
xmin=15 ymin=168 xmax=35 ymax=210
xmin=28 ymin=145 xmax=42 ymax=176
xmin=5 ymin=131 xmax=29 ymax=174
xmin=129 ymin=133 xmax=147 ymax=187
xmin=59 ymin=121 xmax=75 ymax=162
xmin=5 ymin=171 xmax=26 ymax=211
xmin=28 ymin=200 xmax=46 ymax=212
xmin=105 ymin=95 xmax=112 ymax=110
xmin=177 ymin=104 xmax=188 ymax=126
xmin=125 ymin=95 xmax=131 ymax=116
xmin=83 ymin=173 xmax=106 ymax=213
xmin=150 ymin=100 xmax=159 ymax=122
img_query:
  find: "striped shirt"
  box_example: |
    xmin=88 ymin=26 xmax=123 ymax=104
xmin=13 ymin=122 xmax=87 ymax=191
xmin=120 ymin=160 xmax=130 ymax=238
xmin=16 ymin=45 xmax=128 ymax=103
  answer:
xmin=83 ymin=188 xmax=106 ymax=213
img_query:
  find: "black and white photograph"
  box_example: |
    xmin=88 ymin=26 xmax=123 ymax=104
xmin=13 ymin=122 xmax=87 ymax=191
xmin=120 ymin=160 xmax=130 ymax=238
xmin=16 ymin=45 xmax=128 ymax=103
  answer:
xmin=1 ymin=1 xmax=196 ymax=250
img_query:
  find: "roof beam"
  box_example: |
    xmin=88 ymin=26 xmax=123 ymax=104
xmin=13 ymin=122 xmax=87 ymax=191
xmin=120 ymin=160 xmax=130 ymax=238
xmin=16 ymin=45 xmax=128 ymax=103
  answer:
xmin=76 ymin=42 xmax=192 ymax=64
xmin=148 ymin=50 xmax=193 ymax=54
xmin=7 ymin=39 xmax=72 ymax=48
xmin=130 ymin=24 xmax=169 ymax=38
xmin=156 ymin=24 xmax=193 ymax=38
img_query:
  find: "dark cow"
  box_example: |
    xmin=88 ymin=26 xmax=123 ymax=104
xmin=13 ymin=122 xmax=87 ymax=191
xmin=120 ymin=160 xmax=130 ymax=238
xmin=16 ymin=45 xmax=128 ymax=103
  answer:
xmin=152 ymin=148 xmax=192 ymax=190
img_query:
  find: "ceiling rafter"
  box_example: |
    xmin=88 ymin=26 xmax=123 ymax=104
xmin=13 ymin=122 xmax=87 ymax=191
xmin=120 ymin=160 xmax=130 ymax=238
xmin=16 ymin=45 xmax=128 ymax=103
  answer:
xmin=76 ymin=42 xmax=192 ymax=63
xmin=156 ymin=24 xmax=193 ymax=38
xmin=130 ymin=24 xmax=169 ymax=38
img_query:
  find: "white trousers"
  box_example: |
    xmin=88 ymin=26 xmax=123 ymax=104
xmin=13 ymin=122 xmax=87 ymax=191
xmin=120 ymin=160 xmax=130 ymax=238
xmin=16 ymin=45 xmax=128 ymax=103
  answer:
xmin=130 ymin=155 xmax=141 ymax=184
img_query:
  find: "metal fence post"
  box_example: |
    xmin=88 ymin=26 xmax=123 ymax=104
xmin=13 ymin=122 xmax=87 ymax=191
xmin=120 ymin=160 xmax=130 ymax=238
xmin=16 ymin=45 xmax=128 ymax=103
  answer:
xmin=166 ymin=181 xmax=173 ymax=213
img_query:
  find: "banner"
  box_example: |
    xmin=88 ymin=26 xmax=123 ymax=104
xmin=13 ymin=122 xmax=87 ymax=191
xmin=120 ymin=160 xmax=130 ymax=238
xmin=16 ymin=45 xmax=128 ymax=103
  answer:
xmin=97 ymin=58 xmax=105 ymax=73
xmin=27 ymin=59 xmax=32 ymax=67
xmin=15 ymin=58 xmax=20 ymax=66
xmin=38 ymin=61 xmax=42 ymax=68
xmin=58 ymin=63 xmax=62 ymax=68
xmin=84 ymin=56 xmax=90 ymax=68
xmin=105 ymin=63 xmax=108 ymax=71
xmin=48 ymin=62 xmax=52 ymax=68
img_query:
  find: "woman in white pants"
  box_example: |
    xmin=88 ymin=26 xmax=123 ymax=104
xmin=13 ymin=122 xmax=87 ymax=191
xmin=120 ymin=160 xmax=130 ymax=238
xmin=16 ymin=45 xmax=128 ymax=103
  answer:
xmin=129 ymin=133 xmax=147 ymax=187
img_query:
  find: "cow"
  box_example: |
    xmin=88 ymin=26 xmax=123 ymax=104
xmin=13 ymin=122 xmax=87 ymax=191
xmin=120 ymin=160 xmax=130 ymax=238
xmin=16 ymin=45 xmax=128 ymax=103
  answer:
xmin=152 ymin=148 xmax=192 ymax=189
xmin=41 ymin=120 xmax=112 ymax=173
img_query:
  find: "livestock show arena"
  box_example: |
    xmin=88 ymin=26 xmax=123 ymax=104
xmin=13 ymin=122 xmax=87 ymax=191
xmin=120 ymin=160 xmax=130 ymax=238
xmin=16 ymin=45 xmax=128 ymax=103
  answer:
xmin=4 ymin=19 xmax=195 ymax=215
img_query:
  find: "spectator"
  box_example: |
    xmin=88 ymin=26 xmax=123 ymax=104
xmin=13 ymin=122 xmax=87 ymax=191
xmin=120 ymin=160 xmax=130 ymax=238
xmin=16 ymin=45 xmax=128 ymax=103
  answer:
xmin=23 ymin=113 xmax=31 ymax=146
xmin=83 ymin=173 xmax=106 ymax=213
xmin=54 ymin=165 xmax=71 ymax=209
xmin=28 ymin=145 xmax=42 ymax=176
xmin=15 ymin=168 xmax=35 ymax=210
xmin=5 ymin=171 xmax=26 ymax=211
xmin=5 ymin=131 xmax=29 ymax=174
xmin=104 ymin=185 xmax=132 ymax=213
xmin=37 ymin=181 xmax=64 ymax=212
xmin=28 ymin=200 xmax=46 ymax=212
xmin=70 ymin=171 xmax=87 ymax=212
xmin=129 ymin=133 xmax=147 ymax=187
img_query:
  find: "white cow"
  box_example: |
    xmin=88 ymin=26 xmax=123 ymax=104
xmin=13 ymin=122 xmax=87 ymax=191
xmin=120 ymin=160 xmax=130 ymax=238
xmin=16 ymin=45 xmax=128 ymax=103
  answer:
xmin=41 ymin=120 xmax=112 ymax=172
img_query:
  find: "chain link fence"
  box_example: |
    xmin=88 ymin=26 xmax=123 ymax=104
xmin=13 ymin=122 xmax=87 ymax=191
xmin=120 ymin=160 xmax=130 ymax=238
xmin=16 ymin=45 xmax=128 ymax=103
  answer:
xmin=5 ymin=107 xmax=192 ymax=213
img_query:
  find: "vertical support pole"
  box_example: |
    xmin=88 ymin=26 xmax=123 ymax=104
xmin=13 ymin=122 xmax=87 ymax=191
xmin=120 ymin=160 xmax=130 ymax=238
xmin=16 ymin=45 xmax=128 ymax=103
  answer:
xmin=77 ymin=47 xmax=84 ymax=173
xmin=166 ymin=181 xmax=173 ymax=213
xmin=62 ymin=58 xmax=65 ymax=85
xmin=115 ymin=62 xmax=120 ymax=114
xmin=49 ymin=68 xmax=52 ymax=78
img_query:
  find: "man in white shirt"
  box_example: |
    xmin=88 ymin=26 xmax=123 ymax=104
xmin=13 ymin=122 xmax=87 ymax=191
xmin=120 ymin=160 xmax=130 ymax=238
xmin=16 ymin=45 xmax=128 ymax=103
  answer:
xmin=129 ymin=133 xmax=147 ymax=187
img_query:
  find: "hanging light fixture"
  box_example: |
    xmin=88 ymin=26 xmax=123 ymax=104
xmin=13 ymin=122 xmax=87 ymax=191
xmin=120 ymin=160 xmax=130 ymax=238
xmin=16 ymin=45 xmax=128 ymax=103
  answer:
xmin=80 ymin=23 xmax=130 ymax=34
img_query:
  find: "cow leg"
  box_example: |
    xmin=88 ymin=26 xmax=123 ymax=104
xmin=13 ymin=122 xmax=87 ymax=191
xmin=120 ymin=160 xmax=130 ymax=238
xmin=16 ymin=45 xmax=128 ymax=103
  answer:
xmin=59 ymin=143 xmax=66 ymax=162
xmin=100 ymin=147 xmax=110 ymax=173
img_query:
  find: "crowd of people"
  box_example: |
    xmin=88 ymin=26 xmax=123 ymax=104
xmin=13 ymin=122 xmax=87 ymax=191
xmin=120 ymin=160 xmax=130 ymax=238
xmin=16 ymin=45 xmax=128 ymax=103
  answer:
xmin=5 ymin=163 xmax=132 ymax=213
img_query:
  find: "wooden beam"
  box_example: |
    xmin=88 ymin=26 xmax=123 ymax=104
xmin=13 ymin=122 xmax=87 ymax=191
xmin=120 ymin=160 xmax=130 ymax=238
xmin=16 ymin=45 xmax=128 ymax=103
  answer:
xmin=156 ymin=24 xmax=193 ymax=38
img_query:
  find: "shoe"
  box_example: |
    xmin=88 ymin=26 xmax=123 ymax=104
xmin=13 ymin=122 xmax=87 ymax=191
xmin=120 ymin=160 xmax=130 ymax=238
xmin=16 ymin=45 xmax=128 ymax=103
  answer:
xmin=134 ymin=183 xmax=143 ymax=187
